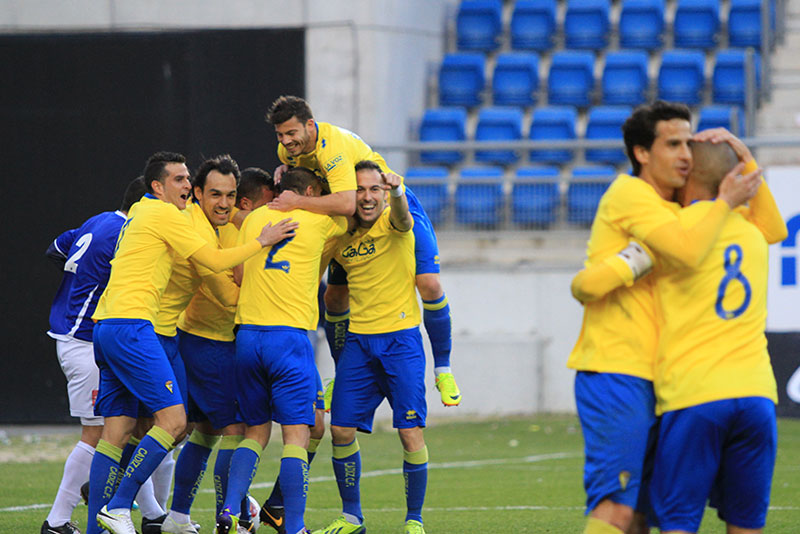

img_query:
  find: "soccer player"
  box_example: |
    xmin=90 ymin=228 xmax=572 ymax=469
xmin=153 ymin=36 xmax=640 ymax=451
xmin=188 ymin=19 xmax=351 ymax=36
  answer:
xmin=215 ymin=167 xmax=348 ymax=534
xmin=42 ymin=176 xmax=145 ymax=534
xmin=265 ymin=95 xmax=461 ymax=407
xmin=566 ymin=102 xmax=761 ymax=534
xmin=315 ymin=161 xmax=430 ymax=534
xmin=86 ymin=151 xmax=297 ymax=534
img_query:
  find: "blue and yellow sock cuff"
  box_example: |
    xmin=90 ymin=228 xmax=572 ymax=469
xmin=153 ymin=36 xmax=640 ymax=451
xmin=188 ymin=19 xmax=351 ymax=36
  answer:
xmin=325 ymin=309 xmax=350 ymax=322
xmin=422 ymin=295 xmax=448 ymax=311
xmin=96 ymin=439 xmax=123 ymax=462
xmin=147 ymin=426 xmax=175 ymax=451
xmin=282 ymin=444 xmax=308 ymax=462
xmin=219 ymin=434 xmax=244 ymax=450
xmin=332 ymin=438 xmax=360 ymax=459
xmin=189 ymin=430 xmax=221 ymax=450
xmin=403 ymin=445 xmax=429 ymax=465
xmin=238 ymin=438 xmax=264 ymax=455
xmin=584 ymin=517 xmax=624 ymax=534
xmin=128 ymin=435 xmax=141 ymax=447
xmin=308 ymin=438 xmax=322 ymax=454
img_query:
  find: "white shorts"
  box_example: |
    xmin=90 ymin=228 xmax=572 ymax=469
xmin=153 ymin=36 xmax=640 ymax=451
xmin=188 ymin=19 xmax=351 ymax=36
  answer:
xmin=55 ymin=337 xmax=103 ymax=426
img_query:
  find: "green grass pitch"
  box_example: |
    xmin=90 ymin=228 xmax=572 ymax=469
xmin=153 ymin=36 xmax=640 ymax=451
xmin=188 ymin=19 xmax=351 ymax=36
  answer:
xmin=2 ymin=415 xmax=799 ymax=533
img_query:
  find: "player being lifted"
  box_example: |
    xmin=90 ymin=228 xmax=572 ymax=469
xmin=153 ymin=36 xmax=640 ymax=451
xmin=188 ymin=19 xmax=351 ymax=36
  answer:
xmin=315 ymin=161 xmax=431 ymax=534
xmin=86 ymin=151 xmax=297 ymax=534
xmin=265 ymin=95 xmax=461 ymax=407
xmin=42 ymin=176 xmax=145 ymax=534
xmin=566 ymin=102 xmax=761 ymax=534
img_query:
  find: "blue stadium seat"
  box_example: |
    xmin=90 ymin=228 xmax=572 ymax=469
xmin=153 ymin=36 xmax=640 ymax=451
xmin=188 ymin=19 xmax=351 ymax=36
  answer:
xmin=567 ymin=166 xmax=615 ymax=225
xmin=602 ymin=50 xmax=649 ymax=105
xmin=493 ymin=52 xmax=540 ymax=106
xmin=697 ymin=105 xmax=746 ymax=136
xmin=455 ymin=166 xmax=505 ymax=227
xmin=657 ymin=50 xmax=706 ymax=105
xmin=405 ymin=167 xmax=450 ymax=226
xmin=548 ymin=51 xmax=596 ymax=107
xmin=728 ymin=0 xmax=775 ymax=49
xmin=528 ymin=106 xmax=578 ymax=165
xmin=456 ymin=0 xmax=503 ymax=52
xmin=510 ymin=0 xmax=557 ymax=51
xmin=585 ymin=106 xmax=632 ymax=165
xmin=712 ymin=49 xmax=762 ymax=106
xmin=419 ymin=107 xmax=468 ymax=165
xmin=564 ymin=0 xmax=611 ymax=49
xmin=619 ymin=0 xmax=665 ymax=50
xmin=439 ymin=53 xmax=486 ymax=107
xmin=673 ymin=0 xmax=720 ymax=49
xmin=512 ymin=166 xmax=561 ymax=226
xmin=475 ymin=107 xmax=524 ymax=166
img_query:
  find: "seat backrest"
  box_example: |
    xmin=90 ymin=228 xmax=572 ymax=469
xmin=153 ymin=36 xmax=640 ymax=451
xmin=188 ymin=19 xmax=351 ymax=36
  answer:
xmin=673 ymin=0 xmax=720 ymax=48
xmin=419 ymin=108 xmax=468 ymax=142
xmin=548 ymin=51 xmax=596 ymax=106
xmin=439 ymin=53 xmax=486 ymax=107
xmin=564 ymin=0 xmax=611 ymax=49
xmin=712 ymin=49 xmax=761 ymax=105
xmin=510 ymin=0 xmax=557 ymax=51
xmin=618 ymin=0 xmax=665 ymax=49
xmin=457 ymin=0 xmax=504 ymax=51
xmin=696 ymin=105 xmax=745 ymax=136
xmin=530 ymin=106 xmax=578 ymax=139
xmin=657 ymin=49 xmax=706 ymax=104
xmin=493 ymin=52 xmax=540 ymax=106
xmin=601 ymin=50 xmax=649 ymax=105
xmin=475 ymin=107 xmax=524 ymax=141
xmin=406 ymin=167 xmax=450 ymax=181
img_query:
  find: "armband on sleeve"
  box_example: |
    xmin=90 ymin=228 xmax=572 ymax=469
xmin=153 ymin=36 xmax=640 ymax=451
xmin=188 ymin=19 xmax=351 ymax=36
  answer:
xmin=616 ymin=241 xmax=653 ymax=280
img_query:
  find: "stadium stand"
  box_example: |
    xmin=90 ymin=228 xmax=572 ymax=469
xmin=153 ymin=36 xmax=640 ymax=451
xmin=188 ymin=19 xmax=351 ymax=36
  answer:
xmin=697 ymin=104 xmax=746 ymax=136
xmin=510 ymin=0 xmax=558 ymax=51
xmin=455 ymin=166 xmax=505 ymax=227
xmin=584 ymin=106 xmax=632 ymax=165
xmin=657 ymin=49 xmax=706 ymax=105
xmin=601 ymin=50 xmax=649 ymax=105
xmin=439 ymin=52 xmax=486 ymax=107
xmin=475 ymin=107 xmax=524 ymax=166
xmin=547 ymin=50 xmax=596 ymax=107
xmin=456 ymin=0 xmax=504 ymax=52
xmin=406 ymin=167 xmax=450 ymax=226
xmin=618 ymin=0 xmax=665 ymax=50
xmin=512 ymin=166 xmax=561 ymax=227
xmin=728 ymin=0 xmax=776 ymax=49
xmin=673 ymin=0 xmax=720 ymax=49
xmin=563 ymin=0 xmax=610 ymax=50
xmin=419 ymin=107 xmax=468 ymax=165
xmin=492 ymin=52 xmax=540 ymax=106
xmin=712 ymin=49 xmax=762 ymax=106
xmin=567 ymin=165 xmax=615 ymax=225
xmin=528 ymin=105 xmax=578 ymax=165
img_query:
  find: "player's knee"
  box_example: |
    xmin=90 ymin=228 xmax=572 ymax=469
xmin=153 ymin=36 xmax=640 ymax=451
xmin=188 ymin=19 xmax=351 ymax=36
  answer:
xmin=324 ymin=284 xmax=349 ymax=313
xmin=153 ymin=406 xmax=187 ymax=440
xmin=415 ymin=273 xmax=443 ymax=301
xmin=311 ymin=410 xmax=326 ymax=440
xmin=398 ymin=426 xmax=425 ymax=452
xmin=330 ymin=425 xmax=356 ymax=445
xmin=590 ymin=499 xmax=634 ymax=531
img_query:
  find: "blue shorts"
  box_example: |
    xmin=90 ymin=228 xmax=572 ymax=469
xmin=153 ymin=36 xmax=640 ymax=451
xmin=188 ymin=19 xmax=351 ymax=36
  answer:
xmin=178 ymin=329 xmax=240 ymax=429
xmin=330 ymin=328 xmax=427 ymax=432
xmin=651 ymin=397 xmax=777 ymax=532
xmin=93 ymin=319 xmax=184 ymax=418
xmin=406 ymin=187 xmax=440 ymax=275
xmin=575 ymin=372 xmax=657 ymax=513
xmin=315 ymin=368 xmax=325 ymax=410
xmin=234 ymin=326 xmax=316 ymax=427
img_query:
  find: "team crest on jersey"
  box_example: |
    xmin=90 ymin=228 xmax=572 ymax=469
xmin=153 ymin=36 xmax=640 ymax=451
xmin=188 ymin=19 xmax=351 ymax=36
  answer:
xmin=405 ymin=410 xmax=417 ymax=420
xmin=321 ymin=138 xmax=327 ymax=148
xmin=165 ymin=380 xmax=174 ymax=394
xmin=618 ymin=470 xmax=631 ymax=490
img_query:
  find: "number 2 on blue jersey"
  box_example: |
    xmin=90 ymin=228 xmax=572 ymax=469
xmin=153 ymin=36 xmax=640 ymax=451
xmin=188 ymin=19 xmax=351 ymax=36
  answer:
xmin=715 ymin=244 xmax=751 ymax=320
xmin=264 ymin=235 xmax=295 ymax=273
xmin=64 ymin=233 xmax=93 ymax=274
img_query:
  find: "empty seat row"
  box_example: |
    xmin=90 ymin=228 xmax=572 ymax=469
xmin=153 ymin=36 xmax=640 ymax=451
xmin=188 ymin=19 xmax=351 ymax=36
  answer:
xmin=440 ymin=49 xmax=761 ymax=108
xmin=419 ymin=103 xmax=746 ymax=166
xmin=457 ymin=0 xmax=774 ymax=52
xmin=406 ymin=165 xmax=615 ymax=227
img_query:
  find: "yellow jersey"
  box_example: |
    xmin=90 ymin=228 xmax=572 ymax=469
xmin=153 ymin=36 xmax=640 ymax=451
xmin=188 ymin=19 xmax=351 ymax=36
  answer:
xmin=654 ymin=201 xmax=785 ymax=414
xmin=94 ymin=195 xmax=209 ymax=324
xmin=278 ymin=121 xmax=396 ymax=194
xmin=236 ymin=206 xmax=348 ymax=330
xmin=333 ymin=209 xmax=419 ymax=335
xmin=176 ymin=220 xmax=240 ymax=342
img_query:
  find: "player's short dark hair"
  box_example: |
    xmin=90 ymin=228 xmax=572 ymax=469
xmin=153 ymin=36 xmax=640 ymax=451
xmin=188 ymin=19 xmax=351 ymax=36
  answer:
xmin=623 ymin=101 xmax=692 ymax=176
xmin=266 ymin=95 xmax=314 ymax=125
xmin=355 ymin=160 xmax=383 ymax=174
xmin=143 ymin=151 xmax=186 ymax=193
xmin=689 ymin=140 xmax=739 ymax=197
xmin=120 ymin=176 xmax=146 ymax=212
xmin=280 ymin=166 xmax=321 ymax=195
xmin=237 ymin=167 xmax=274 ymax=202
xmin=192 ymin=154 xmax=241 ymax=191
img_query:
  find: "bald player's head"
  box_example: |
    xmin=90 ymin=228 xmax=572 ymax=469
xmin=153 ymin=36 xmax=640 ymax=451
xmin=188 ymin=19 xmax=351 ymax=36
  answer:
xmin=688 ymin=140 xmax=739 ymax=198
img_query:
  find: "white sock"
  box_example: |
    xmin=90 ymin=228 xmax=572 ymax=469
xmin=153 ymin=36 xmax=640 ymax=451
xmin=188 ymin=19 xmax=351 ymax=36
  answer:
xmin=168 ymin=510 xmax=191 ymax=524
xmin=434 ymin=366 xmax=451 ymax=376
xmin=46 ymin=440 xmax=95 ymax=526
xmin=135 ymin=477 xmax=165 ymax=520
xmin=342 ymin=512 xmax=362 ymax=525
xmin=151 ymin=449 xmax=176 ymax=510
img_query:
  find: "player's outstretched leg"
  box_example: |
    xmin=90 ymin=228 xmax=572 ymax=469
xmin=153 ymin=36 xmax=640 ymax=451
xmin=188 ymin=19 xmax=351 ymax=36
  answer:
xmin=417 ymin=277 xmax=461 ymax=408
xmin=42 ymin=432 xmax=98 ymax=534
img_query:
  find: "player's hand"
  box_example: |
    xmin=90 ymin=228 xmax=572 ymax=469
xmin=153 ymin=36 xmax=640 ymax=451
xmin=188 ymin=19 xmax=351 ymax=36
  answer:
xmin=381 ymin=172 xmax=403 ymax=191
xmin=268 ymin=190 xmax=301 ymax=212
xmin=274 ymin=164 xmax=289 ymax=185
xmin=693 ymin=127 xmax=754 ymax=163
xmin=718 ymin=162 xmax=762 ymax=209
xmin=256 ymin=218 xmax=299 ymax=247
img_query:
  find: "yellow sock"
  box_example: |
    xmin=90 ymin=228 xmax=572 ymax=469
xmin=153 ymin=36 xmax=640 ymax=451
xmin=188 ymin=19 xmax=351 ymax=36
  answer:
xmin=584 ymin=517 xmax=624 ymax=534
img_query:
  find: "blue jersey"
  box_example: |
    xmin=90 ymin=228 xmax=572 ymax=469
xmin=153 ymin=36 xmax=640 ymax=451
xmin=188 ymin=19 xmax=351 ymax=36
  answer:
xmin=48 ymin=210 xmax=127 ymax=342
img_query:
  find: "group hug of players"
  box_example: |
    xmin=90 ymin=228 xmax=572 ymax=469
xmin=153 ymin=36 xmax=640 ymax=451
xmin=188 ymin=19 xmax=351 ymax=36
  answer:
xmin=43 ymin=95 xmax=462 ymax=534
xmin=568 ymin=101 xmax=787 ymax=534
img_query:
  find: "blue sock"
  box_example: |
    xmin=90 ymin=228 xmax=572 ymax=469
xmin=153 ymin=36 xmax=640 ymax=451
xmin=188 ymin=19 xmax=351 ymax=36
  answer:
xmin=324 ymin=310 xmax=350 ymax=364
xmin=280 ymin=444 xmax=309 ymax=534
xmin=422 ymin=295 xmax=452 ymax=369
xmin=214 ymin=435 xmax=242 ymax=515
xmin=87 ymin=440 xmax=123 ymax=534
xmin=221 ymin=439 xmax=262 ymax=514
xmin=403 ymin=446 xmax=428 ymax=523
xmin=170 ymin=432 xmax=218 ymax=514
xmin=107 ymin=427 xmax=174 ymax=510
xmin=267 ymin=437 xmax=319 ymax=508
xmin=332 ymin=439 xmax=362 ymax=523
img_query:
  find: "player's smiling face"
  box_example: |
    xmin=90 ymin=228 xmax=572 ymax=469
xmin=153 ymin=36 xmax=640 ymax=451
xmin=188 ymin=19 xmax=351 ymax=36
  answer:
xmin=195 ymin=170 xmax=237 ymax=227
xmin=275 ymin=116 xmax=315 ymax=156
xmin=157 ymin=162 xmax=192 ymax=210
xmin=638 ymin=118 xmax=693 ymax=200
xmin=355 ymin=168 xmax=387 ymax=228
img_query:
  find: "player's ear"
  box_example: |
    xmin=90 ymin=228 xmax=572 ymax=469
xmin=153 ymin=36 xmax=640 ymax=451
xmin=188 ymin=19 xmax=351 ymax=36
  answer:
xmin=150 ymin=179 xmax=164 ymax=196
xmin=193 ymin=185 xmax=203 ymax=201
xmin=633 ymin=145 xmax=649 ymax=167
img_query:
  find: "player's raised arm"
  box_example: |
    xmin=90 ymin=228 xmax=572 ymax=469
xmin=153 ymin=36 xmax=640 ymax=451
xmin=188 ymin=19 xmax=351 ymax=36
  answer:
xmin=269 ymin=188 xmax=356 ymax=216
xmin=383 ymin=171 xmax=413 ymax=232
